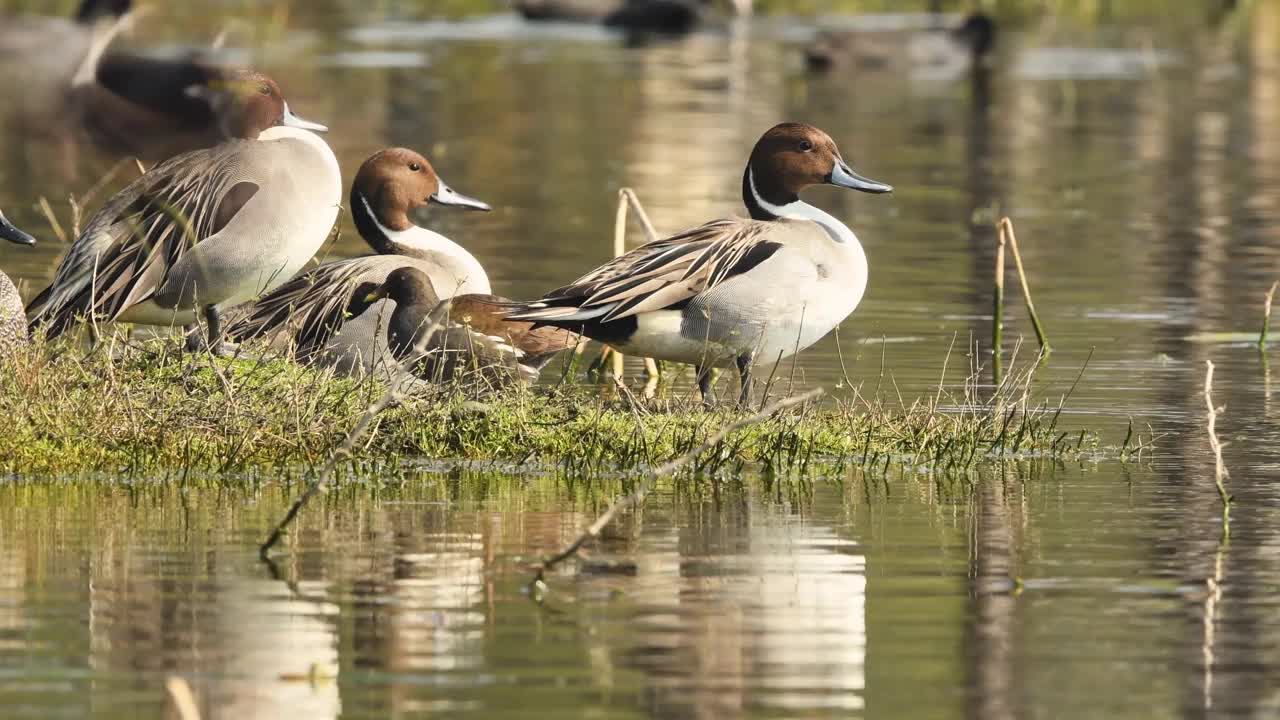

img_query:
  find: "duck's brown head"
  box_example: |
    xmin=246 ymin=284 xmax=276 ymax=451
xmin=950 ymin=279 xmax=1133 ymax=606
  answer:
xmin=742 ymin=122 xmax=891 ymax=220
xmin=189 ymin=69 xmax=327 ymax=140
xmin=350 ymin=147 xmax=491 ymax=237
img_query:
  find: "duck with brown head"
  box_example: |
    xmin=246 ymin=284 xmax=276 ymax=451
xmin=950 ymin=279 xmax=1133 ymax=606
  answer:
xmin=228 ymin=147 xmax=576 ymax=380
xmin=505 ymin=122 xmax=891 ymax=406
xmin=355 ymin=267 xmax=556 ymax=386
xmin=25 ymin=70 xmax=338 ymax=354
xmin=77 ymin=65 xmax=328 ymax=163
xmin=0 ymin=209 xmax=37 ymax=359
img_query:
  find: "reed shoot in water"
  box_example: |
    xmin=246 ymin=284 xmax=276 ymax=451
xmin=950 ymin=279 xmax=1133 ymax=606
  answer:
xmin=1259 ymin=281 xmax=1278 ymax=350
xmin=998 ymin=217 xmax=1052 ymax=357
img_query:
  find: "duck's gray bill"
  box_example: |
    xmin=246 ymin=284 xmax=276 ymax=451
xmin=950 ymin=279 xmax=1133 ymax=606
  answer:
xmin=0 ymin=211 xmax=36 ymax=246
xmin=431 ymin=182 xmax=491 ymax=211
xmin=829 ymin=160 xmax=893 ymax=194
xmin=281 ymin=102 xmax=328 ymax=133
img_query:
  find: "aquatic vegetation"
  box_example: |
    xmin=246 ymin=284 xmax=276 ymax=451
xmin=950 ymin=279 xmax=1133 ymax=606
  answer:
xmin=0 ymin=332 xmax=1119 ymax=478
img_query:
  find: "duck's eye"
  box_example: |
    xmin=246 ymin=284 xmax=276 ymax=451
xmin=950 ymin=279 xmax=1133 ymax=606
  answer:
xmin=258 ymin=84 xmax=272 ymax=96
xmin=798 ymin=139 xmax=814 ymax=152
xmin=408 ymin=162 xmax=422 ymax=172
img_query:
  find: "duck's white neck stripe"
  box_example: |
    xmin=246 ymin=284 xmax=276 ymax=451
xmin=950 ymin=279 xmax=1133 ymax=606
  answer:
xmin=357 ymin=195 xmax=491 ymax=295
xmin=748 ymin=169 xmax=858 ymax=245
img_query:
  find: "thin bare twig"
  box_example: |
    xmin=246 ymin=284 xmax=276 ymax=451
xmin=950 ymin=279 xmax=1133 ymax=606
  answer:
xmin=258 ymin=301 xmax=452 ymax=558
xmin=1203 ymin=360 xmax=1231 ymax=540
xmin=531 ymin=387 xmax=824 ymax=593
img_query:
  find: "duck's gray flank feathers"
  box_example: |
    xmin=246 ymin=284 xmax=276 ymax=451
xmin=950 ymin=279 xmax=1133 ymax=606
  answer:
xmin=27 ymin=144 xmax=251 ymax=333
xmin=227 ymin=255 xmax=396 ymax=362
xmin=510 ymin=218 xmax=781 ymax=323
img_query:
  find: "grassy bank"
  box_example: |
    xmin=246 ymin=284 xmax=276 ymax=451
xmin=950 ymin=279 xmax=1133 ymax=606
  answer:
xmin=0 ymin=336 xmax=1116 ymax=478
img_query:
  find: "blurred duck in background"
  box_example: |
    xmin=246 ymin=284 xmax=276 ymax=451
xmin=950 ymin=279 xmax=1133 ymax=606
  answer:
xmin=0 ymin=0 xmax=135 ymax=135
xmin=25 ymin=71 xmax=337 ymax=354
xmin=0 ymin=209 xmax=37 ymax=360
xmin=0 ymin=0 xmax=287 ymax=166
xmin=805 ymin=11 xmax=996 ymax=78
xmin=227 ymin=148 xmax=576 ymax=382
xmin=516 ymin=0 xmax=751 ymax=35
xmin=79 ymin=51 xmax=271 ymax=163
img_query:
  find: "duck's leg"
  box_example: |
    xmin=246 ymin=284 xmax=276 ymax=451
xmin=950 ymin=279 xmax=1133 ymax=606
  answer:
xmin=183 ymin=323 xmax=201 ymax=353
xmin=204 ymin=305 xmax=226 ymax=357
xmin=696 ymin=364 xmax=715 ymax=409
xmin=736 ymin=352 xmax=753 ymax=409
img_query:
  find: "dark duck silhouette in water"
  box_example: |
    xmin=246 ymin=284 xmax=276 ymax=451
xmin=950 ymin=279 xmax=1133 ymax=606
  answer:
xmin=805 ymin=11 xmax=996 ymax=76
xmin=516 ymin=0 xmax=750 ymax=35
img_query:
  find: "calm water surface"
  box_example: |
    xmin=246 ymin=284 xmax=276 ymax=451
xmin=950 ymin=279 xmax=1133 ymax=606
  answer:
xmin=2 ymin=2 xmax=1280 ymax=718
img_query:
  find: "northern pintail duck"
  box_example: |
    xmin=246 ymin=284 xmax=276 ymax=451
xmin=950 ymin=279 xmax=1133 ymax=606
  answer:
xmin=0 ymin=209 xmax=37 ymax=359
xmin=506 ymin=122 xmax=891 ymax=405
xmin=227 ymin=148 xmax=576 ymax=378
xmin=25 ymin=70 xmax=336 ymax=352
xmin=359 ymin=267 xmax=572 ymax=385
xmin=805 ymin=12 xmax=995 ymax=76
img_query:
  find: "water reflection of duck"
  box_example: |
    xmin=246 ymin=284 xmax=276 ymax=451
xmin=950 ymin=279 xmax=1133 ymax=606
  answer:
xmin=805 ymin=12 xmax=996 ymax=77
xmin=0 ymin=209 xmax=37 ymax=360
xmin=506 ymin=123 xmax=891 ymax=406
xmin=517 ymin=0 xmax=750 ymax=34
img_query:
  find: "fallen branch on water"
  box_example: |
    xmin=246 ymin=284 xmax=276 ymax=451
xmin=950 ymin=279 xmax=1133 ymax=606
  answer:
xmin=529 ymin=387 xmax=824 ymax=597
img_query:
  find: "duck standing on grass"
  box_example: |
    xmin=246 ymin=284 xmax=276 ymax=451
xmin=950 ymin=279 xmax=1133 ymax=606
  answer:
xmin=25 ymin=70 xmax=337 ymax=354
xmin=227 ymin=148 xmax=577 ymax=381
xmin=504 ymin=122 xmax=891 ymax=406
xmin=0 ymin=209 xmax=38 ymax=359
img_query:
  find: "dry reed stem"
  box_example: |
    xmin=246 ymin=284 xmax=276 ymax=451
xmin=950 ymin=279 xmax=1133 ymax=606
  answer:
xmin=998 ymin=217 xmax=1051 ymax=355
xmin=37 ymin=196 xmax=67 ymax=244
xmin=531 ymin=387 xmax=824 ymax=592
xmin=258 ymin=303 xmax=451 ymax=558
xmin=1259 ymin=281 xmax=1278 ymax=350
xmin=598 ymin=188 xmax=662 ymax=382
xmin=993 ymin=223 xmax=1006 ymax=384
xmin=1203 ymin=360 xmax=1231 ymax=540
xmin=165 ymin=677 xmax=202 ymax=720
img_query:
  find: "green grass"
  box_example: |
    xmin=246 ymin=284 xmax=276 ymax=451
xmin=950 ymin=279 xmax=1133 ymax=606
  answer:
xmin=0 ymin=334 xmax=1126 ymax=478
